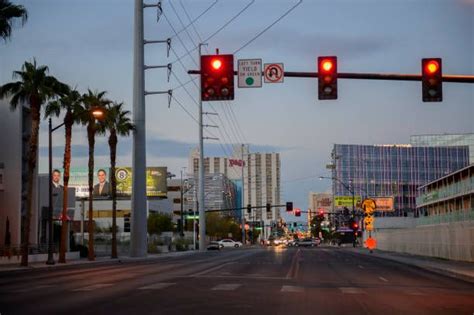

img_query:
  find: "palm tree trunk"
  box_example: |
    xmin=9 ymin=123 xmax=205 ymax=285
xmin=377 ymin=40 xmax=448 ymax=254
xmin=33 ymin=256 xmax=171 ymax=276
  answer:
xmin=59 ymin=113 xmax=73 ymax=263
xmin=21 ymin=98 xmax=40 ymax=266
xmin=109 ymin=131 xmax=118 ymax=258
xmin=87 ymin=122 xmax=95 ymax=261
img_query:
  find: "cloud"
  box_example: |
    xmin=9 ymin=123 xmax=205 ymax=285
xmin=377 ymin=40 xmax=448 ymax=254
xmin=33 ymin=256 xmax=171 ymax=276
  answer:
xmin=39 ymin=137 xmax=285 ymax=160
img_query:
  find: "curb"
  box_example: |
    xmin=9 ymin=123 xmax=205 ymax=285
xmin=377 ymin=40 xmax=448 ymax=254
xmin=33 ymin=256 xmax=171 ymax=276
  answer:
xmin=0 ymin=250 xmax=200 ymax=276
xmin=346 ymin=248 xmax=474 ymax=284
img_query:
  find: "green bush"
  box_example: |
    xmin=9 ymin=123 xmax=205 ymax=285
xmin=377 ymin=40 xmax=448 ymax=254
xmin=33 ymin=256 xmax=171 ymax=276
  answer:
xmin=173 ymin=238 xmax=191 ymax=251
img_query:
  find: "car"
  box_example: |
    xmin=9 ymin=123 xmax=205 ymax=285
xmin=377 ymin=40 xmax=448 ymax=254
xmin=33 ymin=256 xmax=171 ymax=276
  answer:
xmin=295 ymin=238 xmax=320 ymax=247
xmin=217 ymin=239 xmax=243 ymax=248
xmin=207 ymin=241 xmax=223 ymax=250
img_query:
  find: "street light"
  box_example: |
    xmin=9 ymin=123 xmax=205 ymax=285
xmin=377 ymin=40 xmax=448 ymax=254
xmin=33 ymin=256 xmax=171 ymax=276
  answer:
xmin=46 ymin=107 xmax=105 ymax=265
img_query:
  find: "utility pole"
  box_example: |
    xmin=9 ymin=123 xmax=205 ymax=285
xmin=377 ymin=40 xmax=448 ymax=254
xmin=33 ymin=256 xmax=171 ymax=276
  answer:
xmin=180 ymin=168 xmax=185 ymax=236
xmin=198 ymin=43 xmax=206 ymax=252
xmin=130 ymin=0 xmax=147 ymax=257
xmin=241 ymin=143 xmax=245 ymax=245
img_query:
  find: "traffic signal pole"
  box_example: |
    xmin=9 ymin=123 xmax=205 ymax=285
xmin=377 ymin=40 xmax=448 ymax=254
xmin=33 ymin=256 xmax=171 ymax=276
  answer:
xmin=189 ymin=70 xmax=474 ymax=83
xmin=198 ymin=43 xmax=206 ymax=252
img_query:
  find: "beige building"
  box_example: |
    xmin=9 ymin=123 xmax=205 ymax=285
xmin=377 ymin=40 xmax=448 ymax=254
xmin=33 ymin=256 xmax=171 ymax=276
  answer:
xmin=189 ymin=145 xmax=281 ymax=239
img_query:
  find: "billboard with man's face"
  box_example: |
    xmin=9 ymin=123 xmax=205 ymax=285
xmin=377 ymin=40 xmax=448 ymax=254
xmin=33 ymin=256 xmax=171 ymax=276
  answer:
xmin=67 ymin=166 xmax=167 ymax=198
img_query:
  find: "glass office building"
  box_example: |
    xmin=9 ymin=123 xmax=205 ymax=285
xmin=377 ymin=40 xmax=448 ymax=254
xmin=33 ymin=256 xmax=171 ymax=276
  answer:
xmin=411 ymin=133 xmax=474 ymax=165
xmin=332 ymin=144 xmax=469 ymax=216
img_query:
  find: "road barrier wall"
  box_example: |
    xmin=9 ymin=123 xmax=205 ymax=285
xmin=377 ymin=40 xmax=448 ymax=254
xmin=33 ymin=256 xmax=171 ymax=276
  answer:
xmin=371 ymin=221 xmax=474 ymax=262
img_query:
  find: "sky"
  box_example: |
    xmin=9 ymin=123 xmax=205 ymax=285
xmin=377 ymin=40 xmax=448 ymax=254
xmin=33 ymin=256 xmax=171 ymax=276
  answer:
xmin=1 ymin=0 xmax=473 ymax=217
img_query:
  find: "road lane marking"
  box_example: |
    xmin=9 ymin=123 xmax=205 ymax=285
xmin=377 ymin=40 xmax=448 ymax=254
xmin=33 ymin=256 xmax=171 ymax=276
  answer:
xmin=138 ymin=283 xmax=175 ymax=290
xmin=358 ymin=265 xmax=364 ymax=269
xmin=12 ymin=284 xmax=56 ymax=293
xmin=73 ymin=283 xmax=114 ymax=292
xmin=281 ymin=285 xmax=304 ymax=293
xmin=211 ymin=284 xmax=242 ymax=291
xmin=339 ymin=287 xmax=366 ymax=294
xmin=188 ymin=261 xmax=235 ymax=277
xmin=406 ymin=290 xmax=426 ymax=296
xmin=378 ymin=276 xmax=388 ymax=282
xmin=286 ymin=249 xmax=301 ymax=279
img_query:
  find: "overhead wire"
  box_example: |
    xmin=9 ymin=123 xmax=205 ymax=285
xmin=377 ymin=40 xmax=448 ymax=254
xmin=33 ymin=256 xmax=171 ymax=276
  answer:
xmin=169 ymin=0 xmax=255 ymax=66
xmin=170 ymin=0 xmax=218 ymax=39
xmin=233 ymin=0 xmax=303 ymax=54
xmin=162 ymin=5 xmax=243 ymax=177
xmin=178 ymin=0 xmax=247 ymax=145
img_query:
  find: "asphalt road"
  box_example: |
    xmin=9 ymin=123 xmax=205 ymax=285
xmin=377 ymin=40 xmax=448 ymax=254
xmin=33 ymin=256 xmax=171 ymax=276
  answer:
xmin=1 ymin=246 xmax=473 ymax=315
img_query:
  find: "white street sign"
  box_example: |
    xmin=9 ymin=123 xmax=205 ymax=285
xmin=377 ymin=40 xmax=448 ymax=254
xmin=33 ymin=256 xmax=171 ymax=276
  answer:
xmin=238 ymin=59 xmax=262 ymax=88
xmin=264 ymin=63 xmax=284 ymax=83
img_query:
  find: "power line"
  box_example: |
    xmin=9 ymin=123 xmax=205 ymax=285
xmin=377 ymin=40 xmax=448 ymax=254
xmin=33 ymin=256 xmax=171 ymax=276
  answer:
xmin=178 ymin=0 xmax=248 ymax=145
xmin=169 ymin=0 xmax=218 ymax=39
xmin=170 ymin=0 xmax=255 ymax=65
xmin=233 ymin=0 xmax=303 ymax=54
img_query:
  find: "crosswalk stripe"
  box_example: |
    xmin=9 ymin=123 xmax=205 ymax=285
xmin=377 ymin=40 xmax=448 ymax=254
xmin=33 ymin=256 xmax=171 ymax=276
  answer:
xmin=339 ymin=287 xmax=366 ymax=294
xmin=281 ymin=285 xmax=304 ymax=293
xmin=73 ymin=283 xmax=113 ymax=292
xmin=211 ymin=284 xmax=242 ymax=291
xmin=138 ymin=283 xmax=176 ymax=290
xmin=379 ymin=276 xmax=388 ymax=282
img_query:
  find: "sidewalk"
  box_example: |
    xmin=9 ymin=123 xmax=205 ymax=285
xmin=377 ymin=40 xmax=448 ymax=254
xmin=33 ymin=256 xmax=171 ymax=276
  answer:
xmin=0 ymin=250 xmax=198 ymax=274
xmin=345 ymin=247 xmax=474 ymax=283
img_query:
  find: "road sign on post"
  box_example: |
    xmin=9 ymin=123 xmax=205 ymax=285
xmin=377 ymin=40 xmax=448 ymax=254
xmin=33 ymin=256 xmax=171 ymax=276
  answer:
xmin=238 ymin=59 xmax=262 ymax=88
xmin=264 ymin=63 xmax=284 ymax=83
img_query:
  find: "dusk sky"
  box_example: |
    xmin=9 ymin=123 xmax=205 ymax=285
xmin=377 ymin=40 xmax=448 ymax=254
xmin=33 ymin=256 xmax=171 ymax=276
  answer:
xmin=1 ymin=0 xmax=473 ymax=214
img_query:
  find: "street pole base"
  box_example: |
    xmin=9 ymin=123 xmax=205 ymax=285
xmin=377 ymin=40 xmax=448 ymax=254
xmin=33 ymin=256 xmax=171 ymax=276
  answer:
xmin=46 ymin=258 xmax=55 ymax=265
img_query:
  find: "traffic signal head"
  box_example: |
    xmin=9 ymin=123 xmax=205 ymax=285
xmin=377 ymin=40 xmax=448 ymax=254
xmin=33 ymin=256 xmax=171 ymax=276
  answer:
xmin=286 ymin=202 xmax=293 ymax=212
xmin=295 ymin=208 xmax=301 ymax=217
xmin=266 ymin=203 xmax=271 ymax=213
xmin=318 ymin=56 xmax=338 ymax=100
xmin=247 ymin=204 xmax=251 ymax=214
xmin=422 ymin=58 xmax=442 ymax=102
xmin=201 ymin=54 xmax=234 ymax=101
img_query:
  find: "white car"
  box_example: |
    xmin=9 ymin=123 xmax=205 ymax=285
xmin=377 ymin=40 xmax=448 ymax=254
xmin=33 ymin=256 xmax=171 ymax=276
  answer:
xmin=218 ymin=239 xmax=243 ymax=248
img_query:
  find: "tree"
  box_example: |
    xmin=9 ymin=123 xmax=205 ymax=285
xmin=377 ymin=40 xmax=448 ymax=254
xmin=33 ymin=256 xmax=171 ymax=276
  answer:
xmin=100 ymin=102 xmax=134 ymax=258
xmin=80 ymin=89 xmax=109 ymax=261
xmin=0 ymin=60 xmax=66 ymax=266
xmin=147 ymin=213 xmax=174 ymax=235
xmin=206 ymin=213 xmax=241 ymax=240
xmin=45 ymin=87 xmax=83 ymax=263
xmin=0 ymin=0 xmax=28 ymax=41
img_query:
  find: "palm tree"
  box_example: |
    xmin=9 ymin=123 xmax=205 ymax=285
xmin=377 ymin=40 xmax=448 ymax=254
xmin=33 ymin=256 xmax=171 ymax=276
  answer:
xmin=100 ymin=102 xmax=134 ymax=258
xmin=0 ymin=60 xmax=67 ymax=266
xmin=45 ymin=87 xmax=83 ymax=263
xmin=81 ymin=89 xmax=109 ymax=261
xmin=0 ymin=0 xmax=28 ymax=41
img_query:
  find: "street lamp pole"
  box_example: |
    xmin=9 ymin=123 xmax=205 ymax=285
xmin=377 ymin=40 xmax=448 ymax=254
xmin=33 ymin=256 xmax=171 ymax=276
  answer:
xmin=46 ymin=118 xmax=66 ymax=265
xmin=46 ymin=118 xmax=55 ymax=265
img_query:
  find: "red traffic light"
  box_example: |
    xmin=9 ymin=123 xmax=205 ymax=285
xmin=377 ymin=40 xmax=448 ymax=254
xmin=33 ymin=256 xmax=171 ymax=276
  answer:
xmin=425 ymin=60 xmax=439 ymax=74
xmin=211 ymin=58 xmax=222 ymax=70
xmin=294 ymin=208 xmax=301 ymax=217
xmin=319 ymin=209 xmax=324 ymax=215
xmin=201 ymin=54 xmax=234 ymax=101
xmin=422 ymin=58 xmax=442 ymax=102
xmin=321 ymin=59 xmax=334 ymax=72
xmin=318 ymin=56 xmax=338 ymax=100
xmin=353 ymin=223 xmax=358 ymax=229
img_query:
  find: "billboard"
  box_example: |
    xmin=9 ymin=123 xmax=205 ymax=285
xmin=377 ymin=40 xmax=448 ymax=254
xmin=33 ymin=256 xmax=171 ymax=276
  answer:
xmin=115 ymin=166 xmax=167 ymax=198
xmin=373 ymin=197 xmax=394 ymax=212
xmin=66 ymin=166 xmax=167 ymax=199
xmin=334 ymin=196 xmax=362 ymax=208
